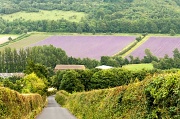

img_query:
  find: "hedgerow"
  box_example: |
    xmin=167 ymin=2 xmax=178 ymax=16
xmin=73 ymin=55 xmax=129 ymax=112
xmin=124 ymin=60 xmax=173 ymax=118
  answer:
xmin=145 ymin=73 xmax=180 ymax=118
xmin=56 ymin=71 xmax=180 ymax=119
xmin=0 ymin=87 xmax=45 ymax=119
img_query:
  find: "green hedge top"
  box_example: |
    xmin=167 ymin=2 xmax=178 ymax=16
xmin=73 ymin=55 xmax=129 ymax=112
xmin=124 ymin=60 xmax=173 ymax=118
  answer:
xmin=0 ymin=87 xmax=45 ymax=119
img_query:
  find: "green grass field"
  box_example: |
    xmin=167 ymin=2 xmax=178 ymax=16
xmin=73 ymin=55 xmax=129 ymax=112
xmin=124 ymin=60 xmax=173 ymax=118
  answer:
xmin=122 ymin=63 xmax=154 ymax=70
xmin=0 ymin=10 xmax=86 ymax=22
xmin=0 ymin=34 xmax=50 ymax=50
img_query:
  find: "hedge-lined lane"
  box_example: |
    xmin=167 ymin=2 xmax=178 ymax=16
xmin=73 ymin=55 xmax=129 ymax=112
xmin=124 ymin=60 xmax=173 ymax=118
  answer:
xmin=36 ymin=95 xmax=77 ymax=119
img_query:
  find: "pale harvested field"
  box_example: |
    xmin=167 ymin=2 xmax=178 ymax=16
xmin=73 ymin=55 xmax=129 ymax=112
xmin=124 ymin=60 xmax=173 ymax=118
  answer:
xmin=0 ymin=36 xmax=17 ymax=44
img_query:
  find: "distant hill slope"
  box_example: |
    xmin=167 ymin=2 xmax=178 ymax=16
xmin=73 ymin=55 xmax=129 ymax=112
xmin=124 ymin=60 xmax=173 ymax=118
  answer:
xmin=0 ymin=0 xmax=180 ymax=19
xmin=0 ymin=0 xmax=180 ymax=34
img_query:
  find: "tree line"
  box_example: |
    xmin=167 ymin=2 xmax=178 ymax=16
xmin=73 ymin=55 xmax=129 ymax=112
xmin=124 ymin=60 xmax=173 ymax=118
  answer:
xmin=152 ymin=48 xmax=180 ymax=70
xmin=0 ymin=18 xmax=180 ymax=34
xmin=52 ymin=68 xmax=157 ymax=93
xmin=0 ymin=45 xmax=99 ymax=73
xmin=1 ymin=44 xmax=179 ymax=73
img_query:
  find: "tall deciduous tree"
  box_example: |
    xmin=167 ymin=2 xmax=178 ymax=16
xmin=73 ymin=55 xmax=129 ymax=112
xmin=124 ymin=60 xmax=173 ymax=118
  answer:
xmin=60 ymin=70 xmax=84 ymax=93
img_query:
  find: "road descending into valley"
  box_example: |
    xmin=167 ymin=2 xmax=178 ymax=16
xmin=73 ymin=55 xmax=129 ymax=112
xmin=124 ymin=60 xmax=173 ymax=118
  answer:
xmin=36 ymin=95 xmax=77 ymax=119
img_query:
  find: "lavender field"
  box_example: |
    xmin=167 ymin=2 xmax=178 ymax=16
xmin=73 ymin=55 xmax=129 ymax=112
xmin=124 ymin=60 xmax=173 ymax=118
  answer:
xmin=128 ymin=37 xmax=180 ymax=59
xmin=30 ymin=36 xmax=136 ymax=60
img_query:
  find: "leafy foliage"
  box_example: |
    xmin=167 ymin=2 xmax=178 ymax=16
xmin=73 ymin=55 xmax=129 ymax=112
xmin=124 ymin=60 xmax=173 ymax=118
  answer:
xmin=52 ymin=68 xmax=155 ymax=93
xmin=21 ymin=73 xmax=47 ymax=95
xmin=0 ymin=45 xmax=99 ymax=73
xmin=153 ymin=48 xmax=180 ymax=69
xmin=0 ymin=0 xmax=180 ymax=34
xmin=59 ymin=70 xmax=84 ymax=93
xmin=24 ymin=60 xmax=50 ymax=79
xmin=55 ymin=90 xmax=70 ymax=106
xmin=56 ymin=71 xmax=180 ymax=119
xmin=0 ymin=87 xmax=45 ymax=119
xmin=170 ymin=29 xmax=176 ymax=36
xmin=145 ymin=73 xmax=180 ymax=118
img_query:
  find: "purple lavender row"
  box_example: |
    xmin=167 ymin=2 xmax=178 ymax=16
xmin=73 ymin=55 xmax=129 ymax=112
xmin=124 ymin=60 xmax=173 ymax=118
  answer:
xmin=128 ymin=36 xmax=180 ymax=59
xmin=30 ymin=36 xmax=136 ymax=60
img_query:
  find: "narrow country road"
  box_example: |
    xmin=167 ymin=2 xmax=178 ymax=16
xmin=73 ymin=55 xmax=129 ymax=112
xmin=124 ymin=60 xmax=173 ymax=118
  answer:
xmin=36 ymin=95 xmax=77 ymax=119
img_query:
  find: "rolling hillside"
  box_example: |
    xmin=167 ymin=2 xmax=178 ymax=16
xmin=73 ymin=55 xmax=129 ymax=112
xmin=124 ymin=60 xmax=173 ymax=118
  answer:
xmin=1 ymin=0 xmax=180 ymax=20
xmin=0 ymin=0 xmax=180 ymax=34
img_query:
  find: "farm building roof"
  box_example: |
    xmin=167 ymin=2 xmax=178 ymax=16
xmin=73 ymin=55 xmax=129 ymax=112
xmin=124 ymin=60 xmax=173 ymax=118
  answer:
xmin=0 ymin=73 xmax=24 ymax=78
xmin=95 ymin=65 xmax=113 ymax=69
xmin=54 ymin=65 xmax=86 ymax=71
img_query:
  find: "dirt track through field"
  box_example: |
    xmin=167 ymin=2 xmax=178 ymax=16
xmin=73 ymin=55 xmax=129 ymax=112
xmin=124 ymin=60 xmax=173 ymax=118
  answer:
xmin=36 ymin=95 xmax=77 ymax=119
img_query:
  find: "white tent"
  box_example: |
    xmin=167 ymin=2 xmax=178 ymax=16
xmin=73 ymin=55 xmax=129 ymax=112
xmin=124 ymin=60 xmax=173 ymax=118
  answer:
xmin=95 ymin=65 xmax=113 ymax=69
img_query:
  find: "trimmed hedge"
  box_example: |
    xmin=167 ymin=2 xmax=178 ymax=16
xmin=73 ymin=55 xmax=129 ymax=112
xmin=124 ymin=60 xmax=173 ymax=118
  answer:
xmin=56 ymin=72 xmax=180 ymax=119
xmin=116 ymin=40 xmax=138 ymax=56
xmin=55 ymin=90 xmax=70 ymax=106
xmin=0 ymin=87 xmax=45 ymax=119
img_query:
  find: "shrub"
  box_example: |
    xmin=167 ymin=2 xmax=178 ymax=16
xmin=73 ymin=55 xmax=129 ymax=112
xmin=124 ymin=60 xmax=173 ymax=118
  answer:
xmin=136 ymin=36 xmax=142 ymax=42
xmin=145 ymin=73 xmax=180 ymax=118
xmin=59 ymin=70 xmax=84 ymax=93
xmin=0 ymin=87 xmax=45 ymax=119
xmin=55 ymin=90 xmax=70 ymax=106
xmin=170 ymin=29 xmax=176 ymax=36
xmin=116 ymin=40 xmax=138 ymax=56
xmin=56 ymin=70 xmax=180 ymax=119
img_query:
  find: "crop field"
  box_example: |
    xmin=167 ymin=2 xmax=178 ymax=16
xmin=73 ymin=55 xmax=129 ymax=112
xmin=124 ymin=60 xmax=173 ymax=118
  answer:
xmin=29 ymin=36 xmax=136 ymax=60
xmin=128 ymin=36 xmax=180 ymax=59
xmin=0 ymin=10 xmax=86 ymax=22
xmin=0 ymin=35 xmax=49 ymax=50
xmin=0 ymin=35 xmax=18 ymax=44
xmin=122 ymin=63 xmax=154 ymax=71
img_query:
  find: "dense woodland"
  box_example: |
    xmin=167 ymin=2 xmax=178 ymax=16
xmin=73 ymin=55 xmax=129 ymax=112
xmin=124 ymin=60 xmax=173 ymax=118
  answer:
xmin=0 ymin=0 xmax=180 ymax=34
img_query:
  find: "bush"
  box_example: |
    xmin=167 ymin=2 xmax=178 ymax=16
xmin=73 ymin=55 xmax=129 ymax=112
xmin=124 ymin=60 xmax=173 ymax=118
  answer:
xmin=136 ymin=36 xmax=142 ymax=42
xmin=90 ymin=68 xmax=152 ymax=90
xmin=56 ymin=71 xmax=180 ymax=119
xmin=170 ymin=29 xmax=176 ymax=36
xmin=21 ymin=73 xmax=47 ymax=95
xmin=116 ymin=40 xmax=138 ymax=56
xmin=55 ymin=90 xmax=70 ymax=106
xmin=59 ymin=70 xmax=84 ymax=93
xmin=145 ymin=73 xmax=180 ymax=118
xmin=0 ymin=87 xmax=45 ymax=119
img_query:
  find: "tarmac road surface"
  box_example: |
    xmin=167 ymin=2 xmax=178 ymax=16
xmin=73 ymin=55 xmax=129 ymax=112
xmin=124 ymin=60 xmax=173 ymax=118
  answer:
xmin=36 ymin=95 xmax=77 ymax=119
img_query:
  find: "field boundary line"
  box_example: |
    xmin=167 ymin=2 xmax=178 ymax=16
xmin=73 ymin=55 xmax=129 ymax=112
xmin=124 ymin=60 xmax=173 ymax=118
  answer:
xmin=113 ymin=40 xmax=138 ymax=56
xmin=122 ymin=36 xmax=150 ymax=58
